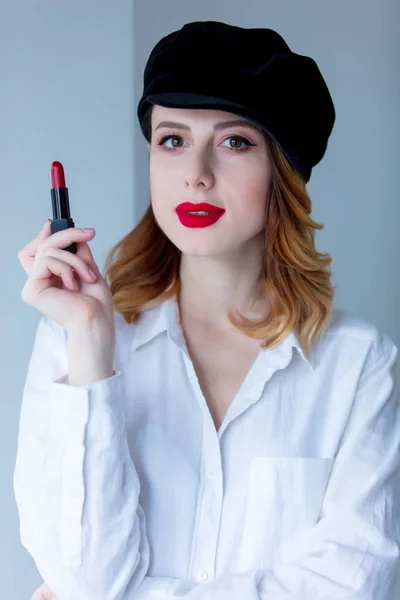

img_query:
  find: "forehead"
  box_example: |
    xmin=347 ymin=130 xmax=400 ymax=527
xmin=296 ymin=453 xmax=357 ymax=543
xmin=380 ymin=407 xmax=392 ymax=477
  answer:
xmin=152 ymin=105 xmax=240 ymax=121
xmin=151 ymin=104 xmax=263 ymax=134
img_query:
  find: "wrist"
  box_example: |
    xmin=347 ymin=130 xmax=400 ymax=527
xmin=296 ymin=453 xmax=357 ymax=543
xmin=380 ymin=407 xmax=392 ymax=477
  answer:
xmin=66 ymin=318 xmax=115 ymax=386
xmin=67 ymin=365 xmax=115 ymax=387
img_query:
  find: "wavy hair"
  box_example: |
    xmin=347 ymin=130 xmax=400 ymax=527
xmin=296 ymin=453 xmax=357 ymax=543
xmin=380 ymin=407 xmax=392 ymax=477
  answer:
xmin=103 ymin=104 xmax=336 ymax=360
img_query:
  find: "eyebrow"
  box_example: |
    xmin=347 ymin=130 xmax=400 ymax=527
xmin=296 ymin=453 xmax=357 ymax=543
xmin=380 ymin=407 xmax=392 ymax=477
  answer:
xmin=154 ymin=119 xmax=262 ymax=133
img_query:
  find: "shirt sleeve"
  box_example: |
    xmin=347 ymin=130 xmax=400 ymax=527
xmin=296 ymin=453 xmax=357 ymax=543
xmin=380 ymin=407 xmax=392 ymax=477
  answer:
xmin=14 ymin=316 xmax=400 ymax=600
xmin=132 ymin=331 xmax=400 ymax=600
xmin=13 ymin=315 xmax=174 ymax=600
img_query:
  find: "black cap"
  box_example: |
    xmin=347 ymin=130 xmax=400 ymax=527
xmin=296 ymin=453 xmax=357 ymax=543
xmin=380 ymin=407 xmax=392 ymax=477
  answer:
xmin=137 ymin=20 xmax=336 ymax=183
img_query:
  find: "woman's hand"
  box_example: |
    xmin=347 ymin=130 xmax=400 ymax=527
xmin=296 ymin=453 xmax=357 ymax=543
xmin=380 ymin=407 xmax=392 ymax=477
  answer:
xmin=18 ymin=220 xmax=115 ymax=334
xmin=31 ymin=582 xmax=59 ymax=600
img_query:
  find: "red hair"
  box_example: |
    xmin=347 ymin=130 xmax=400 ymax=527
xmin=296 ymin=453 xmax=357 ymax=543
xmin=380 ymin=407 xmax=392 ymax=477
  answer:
xmin=103 ymin=105 xmax=336 ymax=360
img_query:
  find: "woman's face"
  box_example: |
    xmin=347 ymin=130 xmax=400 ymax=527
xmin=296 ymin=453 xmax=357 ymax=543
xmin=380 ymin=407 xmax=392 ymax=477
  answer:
xmin=148 ymin=105 xmax=272 ymax=257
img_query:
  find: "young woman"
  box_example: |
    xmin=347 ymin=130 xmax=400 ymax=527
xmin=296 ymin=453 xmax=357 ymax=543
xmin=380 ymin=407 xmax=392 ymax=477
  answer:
xmin=15 ymin=21 xmax=400 ymax=600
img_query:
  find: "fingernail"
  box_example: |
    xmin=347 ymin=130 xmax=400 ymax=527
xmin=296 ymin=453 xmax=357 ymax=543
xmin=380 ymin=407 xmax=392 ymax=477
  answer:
xmin=42 ymin=219 xmax=50 ymax=230
xmin=88 ymin=268 xmax=97 ymax=279
xmin=81 ymin=228 xmax=94 ymax=233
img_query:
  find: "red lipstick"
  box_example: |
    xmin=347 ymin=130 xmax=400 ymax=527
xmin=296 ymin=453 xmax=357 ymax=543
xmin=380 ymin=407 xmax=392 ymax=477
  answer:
xmin=175 ymin=202 xmax=225 ymax=228
xmin=51 ymin=161 xmax=66 ymax=188
xmin=50 ymin=161 xmax=77 ymax=254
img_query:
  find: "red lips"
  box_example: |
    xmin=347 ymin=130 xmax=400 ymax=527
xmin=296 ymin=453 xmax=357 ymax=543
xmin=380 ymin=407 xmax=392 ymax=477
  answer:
xmin=176 ymin=202 xmax=225 ymax=214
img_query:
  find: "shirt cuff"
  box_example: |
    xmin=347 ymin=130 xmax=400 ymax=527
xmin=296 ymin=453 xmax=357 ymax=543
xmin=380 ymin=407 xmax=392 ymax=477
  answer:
xmin=48 ymin=369 xmax=125 ymax=444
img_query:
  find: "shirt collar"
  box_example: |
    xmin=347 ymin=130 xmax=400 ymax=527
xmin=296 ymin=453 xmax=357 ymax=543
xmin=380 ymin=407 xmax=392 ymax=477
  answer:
xmin=130 ymin=296 xmax=315 ymax=372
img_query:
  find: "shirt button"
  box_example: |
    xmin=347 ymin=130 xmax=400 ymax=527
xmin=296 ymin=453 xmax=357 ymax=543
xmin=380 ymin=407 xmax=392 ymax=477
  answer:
xmin=196 ymin=568 xmax=208 ymax=581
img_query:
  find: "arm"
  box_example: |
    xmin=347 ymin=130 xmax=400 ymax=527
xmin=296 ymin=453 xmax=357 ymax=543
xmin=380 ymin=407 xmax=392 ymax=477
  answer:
xmin=15 ymin=317 xmax=400 ymax=599
xmin=13 ymin=315 xmax=173 ymax=600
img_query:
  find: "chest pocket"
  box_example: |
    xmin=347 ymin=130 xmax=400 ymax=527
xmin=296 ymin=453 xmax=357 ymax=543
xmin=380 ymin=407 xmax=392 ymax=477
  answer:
xmin=238 ymin=456 xmax=335 ymax=572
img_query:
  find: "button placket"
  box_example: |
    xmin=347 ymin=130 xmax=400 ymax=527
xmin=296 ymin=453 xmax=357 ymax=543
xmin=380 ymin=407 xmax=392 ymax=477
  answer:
xmin=195 ymin=568 xmax=208 ymax=581
xmin=190 ymin=419 xmax=223 ymax=583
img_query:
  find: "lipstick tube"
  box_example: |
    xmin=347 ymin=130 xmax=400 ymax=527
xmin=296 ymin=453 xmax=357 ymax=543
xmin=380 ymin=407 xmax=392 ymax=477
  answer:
xmin=50 ymin=161 xmax=77 ymax=254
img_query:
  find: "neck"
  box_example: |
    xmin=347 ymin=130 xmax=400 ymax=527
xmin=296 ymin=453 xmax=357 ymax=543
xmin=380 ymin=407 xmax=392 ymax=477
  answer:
xmin=177 ymin=236 xmax=268 ymax=331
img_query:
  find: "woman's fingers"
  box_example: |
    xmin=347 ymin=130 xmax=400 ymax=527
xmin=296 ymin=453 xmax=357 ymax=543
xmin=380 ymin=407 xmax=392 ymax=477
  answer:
xmin=17 ymin=220 xmax=52 ymax=275
xmin=17 ymin=222 xmax=95 ymax=276
xmin=39 ymin=226 xmax=95 ymax=252
xmin=33 ymin=246 xmax=98 ymax=286
xmin=18 ymin=220 xmax=110 ymax=329
xmin=31 ymin=581 xmax=59 ymax=599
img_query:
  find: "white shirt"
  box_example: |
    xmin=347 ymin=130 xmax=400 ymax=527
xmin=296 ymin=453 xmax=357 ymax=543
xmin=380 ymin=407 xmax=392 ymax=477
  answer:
xmin=13 ymin=296 xmax=400 ymax=600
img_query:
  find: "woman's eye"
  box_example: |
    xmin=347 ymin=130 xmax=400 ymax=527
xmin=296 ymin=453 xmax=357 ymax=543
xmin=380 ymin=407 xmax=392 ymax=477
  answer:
xmin=221 ymin=136 xmax=252 ymax=150
xmin=157 ymin=135 xmax=185 ymax=149
xmin=156 ymin=134 xmax=253 ymax=152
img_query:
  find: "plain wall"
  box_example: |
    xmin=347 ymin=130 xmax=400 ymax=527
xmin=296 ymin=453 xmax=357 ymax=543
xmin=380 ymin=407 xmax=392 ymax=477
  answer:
xmin=2 ymin=1 xmax=399 ymax=598
xmin=1 ymin=2 xmax=135 ymax=598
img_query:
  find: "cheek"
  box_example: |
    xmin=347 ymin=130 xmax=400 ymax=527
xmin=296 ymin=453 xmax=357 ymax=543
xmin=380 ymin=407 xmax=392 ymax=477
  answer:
xmin=232 ymin=171 xmax=270 ymax=217
xmin=149 ymin=173 xmax=168 ymax=211
xmin=149 ymin=159 xmax=179 ymax=202
xmin=149 ymin=178 xmax=176 ymax=229
xmin=227 ymin=155 xmax=270 ymax=191
xmin=252 ymin=188 xmax=268 ymax=218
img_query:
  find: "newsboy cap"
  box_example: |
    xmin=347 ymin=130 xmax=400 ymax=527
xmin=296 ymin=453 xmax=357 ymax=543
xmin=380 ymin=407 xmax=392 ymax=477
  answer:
xmin=137 ymin=20 xmax=336 ymax=183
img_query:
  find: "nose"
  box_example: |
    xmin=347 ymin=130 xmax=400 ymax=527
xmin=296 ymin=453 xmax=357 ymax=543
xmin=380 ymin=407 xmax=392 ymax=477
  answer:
xmin=184 ymin=153 xmax=215 ymax=189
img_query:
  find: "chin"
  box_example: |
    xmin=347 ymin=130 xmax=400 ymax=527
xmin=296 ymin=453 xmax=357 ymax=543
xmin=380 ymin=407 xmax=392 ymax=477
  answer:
xmin=158 ymin=215 xmax=258 ymax=257
xmin=159 ymin=218 xmax=223 ymax=253
xmin=173 ymin=239 xmax=225 ymax=256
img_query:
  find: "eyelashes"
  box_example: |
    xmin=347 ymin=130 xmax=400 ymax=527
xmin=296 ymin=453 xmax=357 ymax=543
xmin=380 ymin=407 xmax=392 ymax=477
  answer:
xmin=155 ymin=133 xmax=255 ymax=153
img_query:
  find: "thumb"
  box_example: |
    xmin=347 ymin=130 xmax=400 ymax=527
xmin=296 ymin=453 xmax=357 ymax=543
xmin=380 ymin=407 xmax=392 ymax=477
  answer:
xmin=75 ymin=238 xmax=102 ymax=277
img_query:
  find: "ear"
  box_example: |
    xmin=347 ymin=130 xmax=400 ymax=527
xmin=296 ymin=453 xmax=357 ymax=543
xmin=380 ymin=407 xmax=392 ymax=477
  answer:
xmin=147 ymin=143 xmax=151 ymax=152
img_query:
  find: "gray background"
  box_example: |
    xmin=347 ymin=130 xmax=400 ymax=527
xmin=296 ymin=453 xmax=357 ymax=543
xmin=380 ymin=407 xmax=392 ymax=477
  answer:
xmin=2 ymin=1 xmax=399 ymax=598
